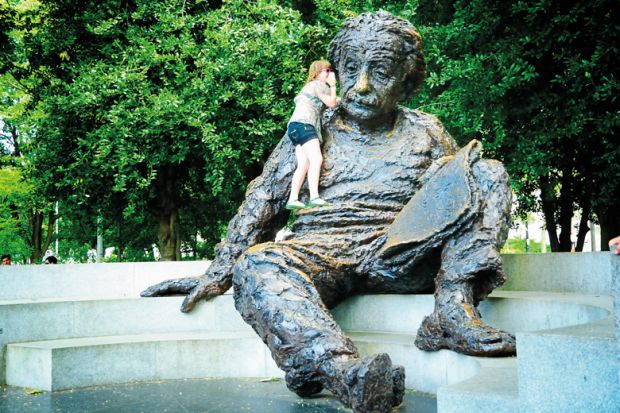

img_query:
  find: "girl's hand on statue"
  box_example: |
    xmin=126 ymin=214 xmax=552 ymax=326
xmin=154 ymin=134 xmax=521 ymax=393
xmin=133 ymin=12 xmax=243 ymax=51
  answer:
xmin=327 ymin=71 xmax=337 ymax=87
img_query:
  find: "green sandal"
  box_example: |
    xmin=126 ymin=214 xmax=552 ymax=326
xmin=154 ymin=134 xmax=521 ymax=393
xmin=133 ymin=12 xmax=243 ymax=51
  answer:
xmin=307 ymin=197 xmax=329 ymax=207
xmin=285 ymin=200 xmax=306 ymax=210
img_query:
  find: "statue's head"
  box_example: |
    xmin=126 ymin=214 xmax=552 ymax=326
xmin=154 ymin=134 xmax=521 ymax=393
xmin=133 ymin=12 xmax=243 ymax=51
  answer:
xmin=328 ymin=12 xmax=425 ymax=125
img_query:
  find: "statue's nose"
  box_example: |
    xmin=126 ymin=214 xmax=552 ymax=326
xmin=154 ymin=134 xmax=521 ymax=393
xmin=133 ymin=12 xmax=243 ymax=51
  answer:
xmin=352 ymin=67 xmax=370 ymax=93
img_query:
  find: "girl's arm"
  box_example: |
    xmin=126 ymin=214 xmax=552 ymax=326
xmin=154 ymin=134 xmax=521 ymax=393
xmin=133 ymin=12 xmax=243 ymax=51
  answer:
xmin=315 ymin=73 xmax=338 ymax=108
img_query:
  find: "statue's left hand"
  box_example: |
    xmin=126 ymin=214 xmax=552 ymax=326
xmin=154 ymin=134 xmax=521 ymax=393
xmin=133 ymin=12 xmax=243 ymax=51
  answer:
xmin=140 ymin=275 xmax=226 ymax=313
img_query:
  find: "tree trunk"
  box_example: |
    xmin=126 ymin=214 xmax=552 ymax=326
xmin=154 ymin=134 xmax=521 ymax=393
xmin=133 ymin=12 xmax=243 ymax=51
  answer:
xmin=117 ymin=236 xmax=125 ymax=262
xmin=29 ymin=209 xmax=57 ymax=263
xmin=116 ymin=215 xmax=124 ymax=261
xmin=556 ymin=169 xmax=574 ymax=252
xmin=29 ymin=210 xmax=42 ymax=262
xmin=575 ymin=203 xmax=590 ymax=252
xmin=597 ymin=205 xmax=620 ymax=251
xmin=540 ymin=171 xmax=576 ymax=252
xmin=155 ymin=166 xmax=181 ymax=261
xmin=576 ymin=161 xmax=593 ymax=252
xmin=540 ymin=176 xmax=560 ymax=252
xmin=9 ymin=124 xmax=22 ymax=157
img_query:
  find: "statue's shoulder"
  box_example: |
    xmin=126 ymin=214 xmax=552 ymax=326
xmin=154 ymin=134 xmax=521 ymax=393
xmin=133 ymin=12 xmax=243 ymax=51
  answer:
xmin=398 ymin=107 xmax=446 ymax=132
xmin=397 ymin=107 xmax=459 ymax=155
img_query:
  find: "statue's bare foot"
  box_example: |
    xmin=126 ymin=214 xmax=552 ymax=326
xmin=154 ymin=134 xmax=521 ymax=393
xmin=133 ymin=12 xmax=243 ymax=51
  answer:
xmin=319 ymin=353 xmax=404 ymax=413
xmin=415 ymin=306 xmax=516 ymax=356
xmin=140 ymin=276 xmax=225 ymax=313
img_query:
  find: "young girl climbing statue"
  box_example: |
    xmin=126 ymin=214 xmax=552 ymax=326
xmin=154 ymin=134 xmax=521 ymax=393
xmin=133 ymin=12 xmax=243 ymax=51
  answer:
xmin=285 ymin=60 xmax=337 ymax=209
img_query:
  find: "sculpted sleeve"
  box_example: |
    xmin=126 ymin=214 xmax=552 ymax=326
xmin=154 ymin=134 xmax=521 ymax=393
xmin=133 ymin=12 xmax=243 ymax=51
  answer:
xmin=203 ymin=136 xmax=296 ymax=289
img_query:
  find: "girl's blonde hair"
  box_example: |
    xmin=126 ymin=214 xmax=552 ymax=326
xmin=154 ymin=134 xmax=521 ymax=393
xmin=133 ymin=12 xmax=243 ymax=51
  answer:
xmin=306 ymin=60 xmax=332 ymax=83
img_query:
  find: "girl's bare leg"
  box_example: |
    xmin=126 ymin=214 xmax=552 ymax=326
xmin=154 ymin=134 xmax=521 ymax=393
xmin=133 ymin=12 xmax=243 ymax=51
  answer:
xmin=289 ymin=145 xmax=310 ymax=202
xmin=301 ymin=138 xmax=323 ymax=199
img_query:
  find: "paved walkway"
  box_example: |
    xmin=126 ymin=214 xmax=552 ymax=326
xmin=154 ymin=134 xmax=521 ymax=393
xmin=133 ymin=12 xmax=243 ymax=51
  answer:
xmin=1 ymin=378 xmax=436 ymax=413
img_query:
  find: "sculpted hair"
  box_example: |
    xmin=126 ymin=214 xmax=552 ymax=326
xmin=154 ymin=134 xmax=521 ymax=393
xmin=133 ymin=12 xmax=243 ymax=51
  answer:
xmin=328 ymin=11 xmax=426 ymax=101
xmin=306 ymin=60 xmax=332 ymax=83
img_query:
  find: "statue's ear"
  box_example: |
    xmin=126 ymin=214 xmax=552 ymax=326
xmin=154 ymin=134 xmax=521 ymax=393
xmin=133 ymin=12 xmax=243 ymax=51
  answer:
xmin=398 ymin=75 xmax=414 ymax=103
xmin=398 ymin=85 xmax=411 ymax=103
xmin=400 ymin=65 xmax=425 ymax=103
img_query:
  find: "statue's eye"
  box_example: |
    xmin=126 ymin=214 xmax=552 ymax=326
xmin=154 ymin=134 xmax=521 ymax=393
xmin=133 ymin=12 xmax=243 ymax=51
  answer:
xmin=345 ymin=61 xmax=359 ymax=73
xmin=374 ymin=66 xmax=389 ymax=80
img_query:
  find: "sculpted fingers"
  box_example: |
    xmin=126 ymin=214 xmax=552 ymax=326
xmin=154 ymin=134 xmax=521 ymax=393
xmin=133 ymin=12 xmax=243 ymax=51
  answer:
xmin=181 ymin=283 xmax=210 ymax=313
xmin=140 ymin=277 xmax=201 ymax=297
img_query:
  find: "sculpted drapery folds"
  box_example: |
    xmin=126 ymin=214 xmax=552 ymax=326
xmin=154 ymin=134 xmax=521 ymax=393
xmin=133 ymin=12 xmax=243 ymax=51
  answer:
xmin=143 ymin=11 xmax=513 ymax=413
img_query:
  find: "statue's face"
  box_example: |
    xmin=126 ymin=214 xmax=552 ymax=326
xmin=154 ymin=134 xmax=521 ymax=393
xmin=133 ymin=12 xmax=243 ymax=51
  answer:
xmin=338 ymin=33 xmax=408 ymax=124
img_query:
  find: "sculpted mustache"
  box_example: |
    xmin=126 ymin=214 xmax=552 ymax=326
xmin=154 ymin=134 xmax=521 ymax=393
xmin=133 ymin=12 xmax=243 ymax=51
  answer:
xmin=344 ymin=92 xmax=377 ymax=106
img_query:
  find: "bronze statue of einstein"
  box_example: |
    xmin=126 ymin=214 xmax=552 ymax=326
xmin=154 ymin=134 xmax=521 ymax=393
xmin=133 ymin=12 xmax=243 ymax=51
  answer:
xmin=143 ymin=11 xmax=514 ymax=413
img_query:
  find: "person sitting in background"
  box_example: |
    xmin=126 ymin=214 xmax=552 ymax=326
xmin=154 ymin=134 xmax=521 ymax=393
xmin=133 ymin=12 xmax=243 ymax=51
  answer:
xmin=1 ymin=254 xmax=11 ymax=265
xmin=44 ymin=256 xmax=58 ymax=264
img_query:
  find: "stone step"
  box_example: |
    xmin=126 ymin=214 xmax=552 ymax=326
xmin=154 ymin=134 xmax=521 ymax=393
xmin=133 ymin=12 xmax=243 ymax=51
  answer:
xmin=5 ymin=331 xmax=282 ymax=391
xmin=0 ymin=295 xmax=250 ymax=386
xmin=2 ymin=291 xmax=608 ymax=350
xmin=1 ymin=255 xmax=617 ymax=410
xmin=437 ymin=359 xmax=519 ymax=413
xmin=0 ymin=252 xmax=614 ymax=302
xmin=479 ymin=291 xmax=611 ymax=334
xmin=5 ymin=292 xmax=606 ymax=360
xmin=6 ymin=330 xmax=485 ymax=393
xmin=0 ymin=261 xmax=208 ymax=301
xmin=500 ymin=252 xmax=614 ymax=295
xmin=517 ymin=317 xmax=619 ymax=413
xmin=348 ymin=331 xmax=482 ymax=394
xmin=334 ymin=291 xmax=611 ymax=337
xmin=1 ymin=291 xmax=611 ymax=388
xmin=437 ymin=317 xmax=619 ymax=413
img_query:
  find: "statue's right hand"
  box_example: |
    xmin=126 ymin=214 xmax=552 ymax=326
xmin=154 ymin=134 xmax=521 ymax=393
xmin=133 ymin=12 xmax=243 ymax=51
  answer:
xmin=140 ymin=276 xmax=225 ymax=313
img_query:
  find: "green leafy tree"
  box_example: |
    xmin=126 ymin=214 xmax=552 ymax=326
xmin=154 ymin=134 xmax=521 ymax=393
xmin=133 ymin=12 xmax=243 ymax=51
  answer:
xmin=0 ymin=168 xmax=30 ymax=262
xmin=12 ymin=0 xmax=334 ymax=260
xmin=0 ymin=166 xmax=57 ymax=263
xmin=413 ymin=0 xmax=619 ymax=251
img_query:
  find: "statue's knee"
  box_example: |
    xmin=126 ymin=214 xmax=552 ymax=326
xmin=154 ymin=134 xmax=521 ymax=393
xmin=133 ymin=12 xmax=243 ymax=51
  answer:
xmin=473 ymin=159 xmax=509 ymax=189
xmin=232 ymin=243 xmax=284 ymax=290
xmin=232 ymin=245 xmax=276 ymax=311
xmin=472 ymin=160 xmax=511 ymax=218
xmin=233 ymin=245 xmax=267 ymax=284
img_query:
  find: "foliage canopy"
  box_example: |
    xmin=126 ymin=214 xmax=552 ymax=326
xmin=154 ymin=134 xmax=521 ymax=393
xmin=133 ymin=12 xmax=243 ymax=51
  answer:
xmin=0 ymin=0 xmax=617 ymax=261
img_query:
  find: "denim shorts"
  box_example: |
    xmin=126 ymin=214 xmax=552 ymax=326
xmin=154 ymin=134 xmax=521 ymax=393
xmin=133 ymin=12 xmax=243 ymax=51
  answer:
xmin=287 ymin=122 xmax=319 ymax=146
